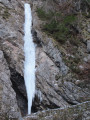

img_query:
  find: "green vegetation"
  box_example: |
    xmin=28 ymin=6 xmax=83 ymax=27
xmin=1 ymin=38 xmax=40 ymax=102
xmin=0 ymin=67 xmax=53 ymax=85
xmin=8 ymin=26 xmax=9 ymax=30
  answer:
xmin=43 ymin=20 xmax=69 ymax=44
xmin=70 ymin=64 xmax=81 ymax=74
xmin=0 ymin=6 xmax=10 ymax=20
xmin=36 ymin=7 xmax=83 ymax=74
xmin=36 ymin=7 xmax=54 ymax=20
xmin=36 ymin=7 xmax=77 ymax=44
xmin=2 ymin=8 xmax=10 ymax=19
xmin=69 ymin=36 xmax=81 ymax=47
xmin=87 ymin=0 xmax=90 ymax=2
xmin=83 ymin=0 xmax=90 ymax=4
xmin=43 ymin=14 xmax=77 ymax=44
xmin=63 ymin=15 xmax=77 ymax=24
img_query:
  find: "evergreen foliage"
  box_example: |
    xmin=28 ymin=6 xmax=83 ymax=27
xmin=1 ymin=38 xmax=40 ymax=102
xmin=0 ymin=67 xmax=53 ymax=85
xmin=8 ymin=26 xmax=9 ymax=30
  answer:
xmin=36 ymin=7 xmax=77 ymax=44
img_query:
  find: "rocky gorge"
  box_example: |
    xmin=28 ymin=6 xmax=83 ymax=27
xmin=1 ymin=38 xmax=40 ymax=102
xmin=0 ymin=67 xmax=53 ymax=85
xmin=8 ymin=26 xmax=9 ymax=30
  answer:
xmin=0 ymin=0 xmax=90 ymax=120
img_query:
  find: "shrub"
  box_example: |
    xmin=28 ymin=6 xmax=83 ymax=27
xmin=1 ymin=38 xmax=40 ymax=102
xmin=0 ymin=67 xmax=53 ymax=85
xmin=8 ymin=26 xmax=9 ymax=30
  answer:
xmin=36 ymin=7 xmax=54 ymax=20
xmin=37 ymin=7 xmax=77 ymax=44
xmin=63 ymin=15 xmax=77 ymax=25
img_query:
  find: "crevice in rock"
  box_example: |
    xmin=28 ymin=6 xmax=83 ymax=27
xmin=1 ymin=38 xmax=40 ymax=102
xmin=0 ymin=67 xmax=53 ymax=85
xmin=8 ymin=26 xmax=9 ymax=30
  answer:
xmin=32 ymin=29 xmax=43 ymax=47
xmin=32 ymin=94 xmax=43 ymax=113
xmin=10 ymin=67 xmax=28 ymax=116
xmin=9 ymin=67 xmax=43 ymax=116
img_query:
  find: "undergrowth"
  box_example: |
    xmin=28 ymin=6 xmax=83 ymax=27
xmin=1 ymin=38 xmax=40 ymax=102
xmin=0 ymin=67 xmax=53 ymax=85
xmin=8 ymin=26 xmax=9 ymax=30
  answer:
xmin=36 ymin=7 xmax=78 ymax=44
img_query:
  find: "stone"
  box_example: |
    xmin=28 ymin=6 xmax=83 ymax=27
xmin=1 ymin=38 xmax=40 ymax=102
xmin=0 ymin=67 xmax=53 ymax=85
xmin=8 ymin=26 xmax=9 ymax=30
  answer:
xmin=75 ymin=80 xmax=81 ymax=85
xmin=87 ymin=40 xmax=90 ymax=53
xmin=87 ymin=29 xmax=90 ymax=33
xmin=87 ymin=25 xmax=90 ymax=33
xmin=87 ymin=55 xmax=90 ymax=62
xmin=84 ymin=55 xmax=90 ymax=63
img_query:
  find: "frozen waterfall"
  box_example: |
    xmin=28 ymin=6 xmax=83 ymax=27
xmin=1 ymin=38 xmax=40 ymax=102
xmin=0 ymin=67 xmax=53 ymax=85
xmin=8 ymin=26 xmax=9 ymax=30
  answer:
xmin=24 ymin=3 xmax=35 ymax=114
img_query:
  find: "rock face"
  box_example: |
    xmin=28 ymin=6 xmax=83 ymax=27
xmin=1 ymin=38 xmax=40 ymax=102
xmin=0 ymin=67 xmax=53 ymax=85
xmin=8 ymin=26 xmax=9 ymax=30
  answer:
xmin=0 ymin=0 xmax=27 ymax=116
xmin=0 ymin=50 xmax=21 ymax=120
xmin=31 ymin=0 xmax=90 ymax=111
xmin=0 ymin=0 xmax=24 ymax=76
xmin=23 ymin=101 xmax=90 ymax=120
xmin=0 ymin=0 xmax=90 ymax=119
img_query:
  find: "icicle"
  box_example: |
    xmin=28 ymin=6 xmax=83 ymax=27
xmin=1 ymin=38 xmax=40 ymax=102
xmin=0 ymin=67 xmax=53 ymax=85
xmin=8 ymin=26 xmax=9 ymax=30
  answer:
xmin=24 ymin=3 xmax=35 ymax=114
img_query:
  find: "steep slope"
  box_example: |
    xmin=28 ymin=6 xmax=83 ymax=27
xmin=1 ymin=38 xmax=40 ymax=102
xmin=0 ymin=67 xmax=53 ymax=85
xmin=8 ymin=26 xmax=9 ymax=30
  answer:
xmin=0 ymin=0 xmax=90 ymax=119
xmin=31 ymin=0 xmax=90 ymax=109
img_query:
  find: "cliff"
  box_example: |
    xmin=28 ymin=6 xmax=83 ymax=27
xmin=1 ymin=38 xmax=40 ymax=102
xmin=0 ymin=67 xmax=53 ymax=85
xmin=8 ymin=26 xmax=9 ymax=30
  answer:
xmin=0 ymin=0 xmax=90 ymax=119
